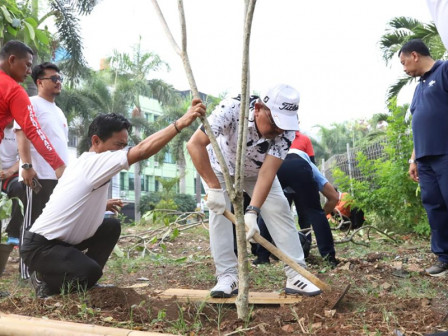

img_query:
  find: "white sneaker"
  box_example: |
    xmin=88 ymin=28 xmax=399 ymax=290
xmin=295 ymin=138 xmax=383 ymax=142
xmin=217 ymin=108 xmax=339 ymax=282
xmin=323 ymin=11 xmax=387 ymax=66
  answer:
xmin=210 ymin=273 xmax=238 ymax=298
xmin=285 ymin=273 xmax=322 ymax=297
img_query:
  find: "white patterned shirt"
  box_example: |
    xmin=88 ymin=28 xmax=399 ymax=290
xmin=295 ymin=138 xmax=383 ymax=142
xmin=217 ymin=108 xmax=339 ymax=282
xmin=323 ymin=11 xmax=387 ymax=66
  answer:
xmin=206 ymin=95 xmax=295 ymax=177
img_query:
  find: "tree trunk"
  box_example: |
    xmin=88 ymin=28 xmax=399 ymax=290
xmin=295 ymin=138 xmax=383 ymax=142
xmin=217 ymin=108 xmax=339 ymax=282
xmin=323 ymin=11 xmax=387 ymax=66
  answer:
xmin=134 ymin=162 xmax=141 ymax=222
xmin=234 ymin=0 xmax=257 ymax=320
xmin=177 ymin=151 xmax=186 ymax=194
xmin=151 ymin=0 xmax=257 ymax=320
xmin=132 ymin=107 xmax=142 ymax=222
xmin=195 ymin=171 xmax=201 ymax=204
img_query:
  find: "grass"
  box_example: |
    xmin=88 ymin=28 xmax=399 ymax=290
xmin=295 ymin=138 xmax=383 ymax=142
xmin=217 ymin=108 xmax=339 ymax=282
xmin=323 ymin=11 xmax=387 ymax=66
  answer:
xmin=1 ymin=219 xmax=443 ymax=335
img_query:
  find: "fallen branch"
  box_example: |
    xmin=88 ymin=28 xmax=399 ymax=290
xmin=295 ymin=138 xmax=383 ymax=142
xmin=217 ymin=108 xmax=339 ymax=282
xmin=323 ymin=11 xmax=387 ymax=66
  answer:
xmin=118 ymin=212 xmax=207 ymax=257
xmin=334 ymin=225 xmax=398 ymax=246
xmin=224 ymin=323 xmax=268 ymax=336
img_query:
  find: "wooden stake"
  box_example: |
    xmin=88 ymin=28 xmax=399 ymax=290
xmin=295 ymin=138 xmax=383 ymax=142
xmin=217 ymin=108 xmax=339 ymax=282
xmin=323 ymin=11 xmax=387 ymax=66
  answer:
xmin=0 ymin=313 xmax=177 ymax=336
xmin=223 ymin=210 xmax=331 ymax=291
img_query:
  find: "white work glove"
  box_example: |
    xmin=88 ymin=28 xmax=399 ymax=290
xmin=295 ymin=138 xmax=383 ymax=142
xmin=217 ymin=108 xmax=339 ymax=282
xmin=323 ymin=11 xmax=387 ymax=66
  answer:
xmin=244 ymin=212 xmax=260 ymax=243
xmin=206 ymin=188 xmax=226 ymax=214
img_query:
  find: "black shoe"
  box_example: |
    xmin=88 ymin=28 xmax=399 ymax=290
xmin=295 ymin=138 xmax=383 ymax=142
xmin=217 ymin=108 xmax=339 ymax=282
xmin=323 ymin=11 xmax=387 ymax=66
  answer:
xmin=252 ymin=257 xmax=270 ymax=265
xmin=426 ymin=260 xmax=448 ymax=277
xmin=328 ymin=256 xmax=340 ymax=268
xmin=30 ymin=272 xmax=53 ymax=298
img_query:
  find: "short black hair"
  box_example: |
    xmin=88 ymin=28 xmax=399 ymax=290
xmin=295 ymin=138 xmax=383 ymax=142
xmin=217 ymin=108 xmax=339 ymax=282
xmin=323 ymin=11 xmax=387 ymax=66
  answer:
xmin=398 ymin=39 xmax=431 ymax=57
xmin=0 ymin=40 xmax=34 ymax=60
xmin=31 ymin=62 xmax=60 ymax=85
xmin=87 ymin=113 xmax=132 ymax=147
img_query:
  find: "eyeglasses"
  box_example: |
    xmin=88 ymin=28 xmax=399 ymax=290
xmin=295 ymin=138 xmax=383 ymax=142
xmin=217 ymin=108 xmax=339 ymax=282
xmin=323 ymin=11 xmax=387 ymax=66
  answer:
xmin=39 ymin=75 xmax=63 ymax=83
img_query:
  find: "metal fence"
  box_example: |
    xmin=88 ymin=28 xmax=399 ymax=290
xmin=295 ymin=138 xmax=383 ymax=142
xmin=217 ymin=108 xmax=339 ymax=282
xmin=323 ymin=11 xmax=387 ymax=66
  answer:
xmin=321 ymin=141 xmax=387 ymax=186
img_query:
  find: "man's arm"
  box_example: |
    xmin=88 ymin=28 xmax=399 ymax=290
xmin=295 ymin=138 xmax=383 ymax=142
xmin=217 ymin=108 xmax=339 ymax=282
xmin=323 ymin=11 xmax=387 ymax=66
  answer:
xmin=186 ymin=129 xmax=221 ymax=188
xmin=409 ymin=148 xmax=418 ymax=182
xmin=127 ymin=98 xmax=205 ymax=166
xmin=249 ymin=155 xmax=283 ymax=209
xmin=15 ymin=129 xmax=36 ymax=186
xmin=0 ymin=160 xmax=19 ymax=180
xmin=321 ymin=182 xmax=339 ymax=215
xmin=10 ymin=88 xmax=65 ymax=176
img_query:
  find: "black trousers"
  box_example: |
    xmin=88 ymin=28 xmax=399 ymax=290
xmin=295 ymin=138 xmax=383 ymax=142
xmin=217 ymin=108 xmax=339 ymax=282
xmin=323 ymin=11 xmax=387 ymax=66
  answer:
xmin=20 ymin=218 xmax=121 ymax=294
xmin=418 ymin=154 xmax=448 ymax=263
xmin=2 ymin=178 xmax=26 ymax=238
xmin=20 ymin=179 xmax=58 ymax=279
xmin=278 ymin=154 xmax=335 ymax=258
xmin=256 ymin=154 xmax=335 ymax=259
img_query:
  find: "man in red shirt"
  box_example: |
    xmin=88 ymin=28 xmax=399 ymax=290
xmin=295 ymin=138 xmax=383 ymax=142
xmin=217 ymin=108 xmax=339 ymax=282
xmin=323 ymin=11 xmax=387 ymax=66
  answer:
xmin=290 ymin=131 xmax=315 ymax=163
xmin=0 ymin=40 xmax=65 ymax=178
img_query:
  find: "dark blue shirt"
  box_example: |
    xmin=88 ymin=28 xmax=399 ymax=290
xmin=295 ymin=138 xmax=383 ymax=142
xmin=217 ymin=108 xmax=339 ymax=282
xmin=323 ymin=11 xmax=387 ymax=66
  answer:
xmin=411 ymin=60 xmax=448 ymax=159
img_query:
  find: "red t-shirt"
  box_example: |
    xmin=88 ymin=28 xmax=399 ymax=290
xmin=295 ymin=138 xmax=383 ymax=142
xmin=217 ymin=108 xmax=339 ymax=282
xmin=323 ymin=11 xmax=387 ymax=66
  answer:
xmin=290 ymin=131 xmax=314 ymax=157
xmin=0 ymin=71 xmax=64 ymax=170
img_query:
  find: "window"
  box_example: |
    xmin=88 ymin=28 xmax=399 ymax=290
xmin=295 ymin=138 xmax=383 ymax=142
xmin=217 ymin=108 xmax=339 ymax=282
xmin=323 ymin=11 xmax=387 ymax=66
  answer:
xmin=68 ymin=134 xmax=78 ymax=147
xmin=141 ymin=175 xmax=149 ymax=191
xmin=164 ymin=151 xmax=173 ymax=164
xmin=155 ymin=179 xmax=159 ymax=192
xmin=194 ymin=178 xmax=205 ymax=194
xmin=128 ymin=173 xmax=134 ymax=191
xmin=120 ymin=172 xmax=126 ymax=190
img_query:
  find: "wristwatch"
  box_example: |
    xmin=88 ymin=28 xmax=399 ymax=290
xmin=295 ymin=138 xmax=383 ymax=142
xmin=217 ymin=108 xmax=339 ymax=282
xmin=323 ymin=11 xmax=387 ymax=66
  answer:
xmin=21 ymin=163 xmax=33 ymax=170
xmin=246 ymin=205 xmax=261 ymax=216
xmin=408 ymin=159 xmax=416 ymax=164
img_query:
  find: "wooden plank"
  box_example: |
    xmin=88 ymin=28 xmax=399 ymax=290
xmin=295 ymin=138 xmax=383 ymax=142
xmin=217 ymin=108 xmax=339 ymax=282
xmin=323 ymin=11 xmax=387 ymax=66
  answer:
xmin=157 ymin=288 xmax=303 ymax=304
xmin=0 ymin=313 xmax=177 ymax=336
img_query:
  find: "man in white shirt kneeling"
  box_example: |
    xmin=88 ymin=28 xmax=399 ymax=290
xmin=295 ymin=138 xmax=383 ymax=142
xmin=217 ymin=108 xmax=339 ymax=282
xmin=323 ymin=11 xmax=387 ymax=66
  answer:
xmin=20 ymin=101 xmax=205 ymax=298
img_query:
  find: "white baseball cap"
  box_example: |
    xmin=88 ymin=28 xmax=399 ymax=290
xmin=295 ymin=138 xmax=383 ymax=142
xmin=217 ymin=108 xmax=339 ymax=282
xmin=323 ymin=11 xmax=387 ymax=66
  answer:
xmin=261 ymin=84 xmax=300 ymax=131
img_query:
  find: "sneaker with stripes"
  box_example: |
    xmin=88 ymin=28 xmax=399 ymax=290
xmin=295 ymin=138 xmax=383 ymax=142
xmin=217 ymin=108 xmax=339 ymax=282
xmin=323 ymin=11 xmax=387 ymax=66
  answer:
xmin=285 ymin=273 xmax=322 ymax=297
xmin=30 ymin=272 xmax=53 ymax=298
xmin=210 ymin=273 xmax=238 ymax=298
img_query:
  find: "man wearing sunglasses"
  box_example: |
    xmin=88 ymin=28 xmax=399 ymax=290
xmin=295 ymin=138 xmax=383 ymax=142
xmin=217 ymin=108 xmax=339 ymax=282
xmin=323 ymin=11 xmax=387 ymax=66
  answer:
xmin=15 ymin=62 xmax=69 ymax=280
xmin=187 ymin=84 xmax=322 ymax=298
xmin=0 ymin=41 xmax=65 ymax=178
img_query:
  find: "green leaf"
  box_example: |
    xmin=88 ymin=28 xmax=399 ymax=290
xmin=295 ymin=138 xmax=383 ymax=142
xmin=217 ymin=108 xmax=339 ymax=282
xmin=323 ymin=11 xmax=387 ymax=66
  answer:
xmin=0 ymin=5 xmax=12 ymax=23
xmin=23 ymin=21 xmax=35 ymax=41
xmin=173 ymin=256 xmax=187 ymax=263
xmin=24 ymin=17 xmax=38 ymax=28
xmin=113 ymin=245 xmax=124 ymax=258
xmin=171 ymin=228 xmax=179 ymax=240
xmin=35 ymin=29 xmax=50 ymax=44
xmin=6 ymin=25 xmax=17 ymax=37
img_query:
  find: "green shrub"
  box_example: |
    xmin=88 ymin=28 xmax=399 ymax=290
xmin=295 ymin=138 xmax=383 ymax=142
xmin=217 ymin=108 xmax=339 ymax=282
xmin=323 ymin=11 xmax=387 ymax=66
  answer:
xmin=172 ymin=194 xmax=196 ymax=213
xmin=139 ymin=193 xmax=162 ymax=214
xmin=333 ymin=99 xmax=429 ymax=235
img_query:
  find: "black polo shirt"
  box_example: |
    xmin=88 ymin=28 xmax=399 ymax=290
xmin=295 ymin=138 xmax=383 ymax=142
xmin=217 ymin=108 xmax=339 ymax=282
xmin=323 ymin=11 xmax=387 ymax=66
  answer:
xmin=411 ymin=60 xmax=448 ymax=159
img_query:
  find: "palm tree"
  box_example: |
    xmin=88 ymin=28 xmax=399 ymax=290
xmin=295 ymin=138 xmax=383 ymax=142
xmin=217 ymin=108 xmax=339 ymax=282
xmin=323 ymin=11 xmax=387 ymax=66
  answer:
xmin=108 ymin=38 xmax=180 ymax=221
xmin=379 ymin=16 xmax=446 ymax=99
xmin=1 ymin=0 xmax=98 ymax=84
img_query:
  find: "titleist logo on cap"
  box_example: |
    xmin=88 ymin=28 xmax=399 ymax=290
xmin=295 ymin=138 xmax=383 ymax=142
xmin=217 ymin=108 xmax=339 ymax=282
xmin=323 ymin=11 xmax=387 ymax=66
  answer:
xmin=279 ymin=102 xmax=298 ymax=111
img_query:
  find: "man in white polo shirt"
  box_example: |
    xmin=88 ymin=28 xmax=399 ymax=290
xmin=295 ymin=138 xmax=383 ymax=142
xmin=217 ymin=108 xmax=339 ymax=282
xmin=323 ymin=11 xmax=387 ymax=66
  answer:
xmin=15 ymin=62 xmax=69 ymax=279
xmin=20 ymin=101 xmax=205 ymax=298
xmin=187 ymin=84 xmax=322 ymax=298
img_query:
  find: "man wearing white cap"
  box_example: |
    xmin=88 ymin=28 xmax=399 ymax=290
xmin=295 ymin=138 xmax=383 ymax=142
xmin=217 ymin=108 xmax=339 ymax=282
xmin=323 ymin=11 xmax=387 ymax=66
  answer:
xmin=187 ymin=84 xmax=322 ymax=298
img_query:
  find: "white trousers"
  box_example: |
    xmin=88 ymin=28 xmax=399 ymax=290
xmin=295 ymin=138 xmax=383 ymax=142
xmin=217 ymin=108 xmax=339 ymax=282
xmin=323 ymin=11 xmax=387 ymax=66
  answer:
xmin=206 ymin=172 xmax=306 ymax=279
